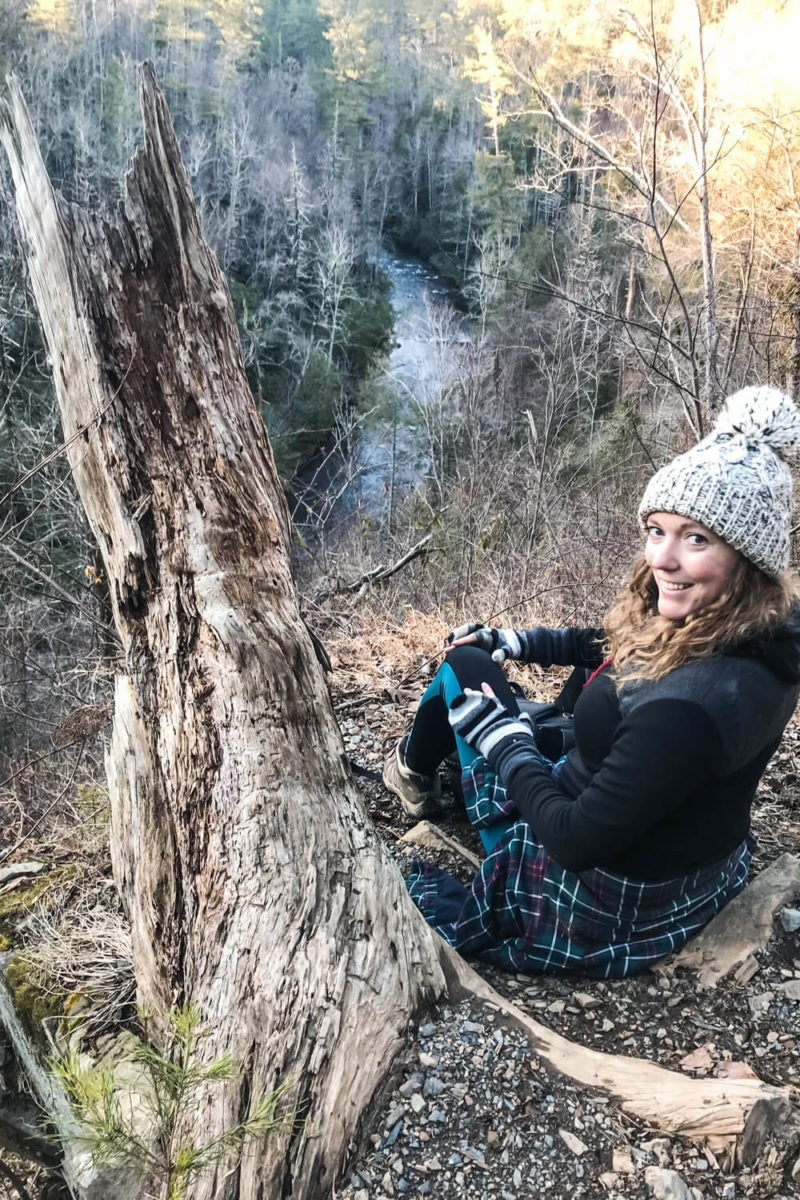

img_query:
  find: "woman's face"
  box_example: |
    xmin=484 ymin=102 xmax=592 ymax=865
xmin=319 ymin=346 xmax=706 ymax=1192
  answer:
xmin=644 ymin=511 xmax=740 ymax=621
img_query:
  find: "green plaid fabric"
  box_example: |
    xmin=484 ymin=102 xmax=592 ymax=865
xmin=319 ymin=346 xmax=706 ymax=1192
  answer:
xmin=407 ymin=758 xmax=753 ymax=978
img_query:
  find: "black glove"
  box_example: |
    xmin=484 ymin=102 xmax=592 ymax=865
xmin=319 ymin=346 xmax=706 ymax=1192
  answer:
xmin=446 ymin=623 xmax=575 ymax=666
xmin=447 ymin=689 xmax=542 ymax=778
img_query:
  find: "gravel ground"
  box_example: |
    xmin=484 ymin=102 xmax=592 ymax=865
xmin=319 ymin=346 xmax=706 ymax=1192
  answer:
xmin=335 ymin=703 xmax=800 ymax=1200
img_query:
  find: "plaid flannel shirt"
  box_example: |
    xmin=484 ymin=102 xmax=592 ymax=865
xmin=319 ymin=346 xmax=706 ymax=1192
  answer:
xmin=407 ymin=757 xmax=752 ymax=978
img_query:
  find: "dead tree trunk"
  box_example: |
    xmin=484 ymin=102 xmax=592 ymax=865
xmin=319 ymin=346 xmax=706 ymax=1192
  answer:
xmin=0 ymin=66 xmax=446 ymax=1199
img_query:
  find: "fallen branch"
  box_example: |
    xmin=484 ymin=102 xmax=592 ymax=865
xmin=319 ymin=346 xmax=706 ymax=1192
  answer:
xmin=313 ymin=534 xmax=432 ymax=604
xmin=666 ymin=853 xmax=800 ymax=988
xmin=436 ymin=939 xmax=799 ymax=1171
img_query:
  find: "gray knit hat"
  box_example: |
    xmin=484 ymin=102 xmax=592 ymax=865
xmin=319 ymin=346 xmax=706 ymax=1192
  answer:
xmin=638 ymin=386 xmax=800 ymax=578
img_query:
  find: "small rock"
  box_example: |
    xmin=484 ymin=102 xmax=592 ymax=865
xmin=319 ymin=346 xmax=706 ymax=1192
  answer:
xmin=0 ymin=861 xmax=46 ymax=885
xmin=546 ymin=999 xmax=565 ymax=1015
xmin=381 ymin=1171 xmax=394 ymax=1196
xmin=599 ymin=1174 xmax=620 ymax=1191
xmin=747 ymin=992 xmax=773 ymax=1017
xmin=612 ymin=1149 xmax=636 ymax=1174
xmin=419 ymin=1052 xmax=438 ymax=1068
xmin=731 ymin=954 xmax=761 ymax=986
xmin=398 ymin=1073 xmax=423 ymax=1097
xmin=463 ymin=1146 xmax=485 ymax=1164
xmin=777 ymin=979 xmax=800 ymax=1001
xmin=391 ymin=1157 xmax=404 ymax=1175
xmin=355 ymin=1191 xmax=369 ymax=1200
xmin=418 ymin=1184 xmax=430 ymax=1196
xmin=385 ymin=1106 xmax=405 ymax=1130
xmin=679 ymin=1044 xmax=715 ymax=1072
xmin=423 ymin=1157 xmax=442 ymax=1171
xmin=641 ymin=1137 xmax=672 ymax=1167
xmin=721 ymin=1185 xmax=735 ymax=1200
xmin=409 ymin=1093 xmax=424 ymax=1114
xmin=423 ymin=1076 xmax=444 ymax=1097
xmin=462 ymin=1020 xmax=484 ymax=1034
xmin=384 ymin=1120 xmax=403 ymax=1147
xmin=428 ymin=1110 xmax=446 ymax=1123
xmin=780 ymin=906 xmax=800 ymax=932
xmin=601 ymin=1018 xmax=615 ymax=1032
xmin=644 ymin=1166 xmax=692 ymax=1200
xmin=573 ymin=991 xmax=603 ymax=1010
xmin=558 ymin=1129 xmax=587 ymax=1156
xmin=418 ymin=1023 xmax=437 ymax=1037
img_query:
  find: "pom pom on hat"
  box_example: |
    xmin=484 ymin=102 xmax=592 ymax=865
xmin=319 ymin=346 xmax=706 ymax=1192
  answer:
xmin=638 ymin=385 xmax=800 ymax=578
xmin=714 ymin=385 xmax=800 ymax=456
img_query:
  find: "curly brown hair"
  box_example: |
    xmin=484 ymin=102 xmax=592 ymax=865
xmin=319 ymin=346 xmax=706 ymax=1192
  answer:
xmin=604 ymin=554 xmax=799 ymax=683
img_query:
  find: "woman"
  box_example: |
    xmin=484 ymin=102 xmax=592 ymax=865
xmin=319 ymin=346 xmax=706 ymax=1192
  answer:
xmin=382 ymin=386 xmax=800 ymax=977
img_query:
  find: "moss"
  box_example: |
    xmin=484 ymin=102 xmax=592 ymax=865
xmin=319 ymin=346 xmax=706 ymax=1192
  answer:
xmin=5 ymin=953 xmax=66 ymax=1028
xmin=0 ymin=864 xmax=80 ymax=934
xmin=0 ymin=932 xmax=12 ymax=952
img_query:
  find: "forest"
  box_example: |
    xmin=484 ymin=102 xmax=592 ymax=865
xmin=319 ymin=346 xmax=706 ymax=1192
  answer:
xmin=1 ymin=0 xmax=800 ymax=1197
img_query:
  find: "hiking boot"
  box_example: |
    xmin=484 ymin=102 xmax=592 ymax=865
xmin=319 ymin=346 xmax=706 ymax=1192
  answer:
xmin=382 ymin=737 xmax=443 ymax=819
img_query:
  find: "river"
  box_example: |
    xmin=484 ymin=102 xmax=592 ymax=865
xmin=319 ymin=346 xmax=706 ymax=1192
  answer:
xmin=291 ymin=252 xmax=468 ymax=542
xmin=343 ymin=253 xmax=467 ymax=526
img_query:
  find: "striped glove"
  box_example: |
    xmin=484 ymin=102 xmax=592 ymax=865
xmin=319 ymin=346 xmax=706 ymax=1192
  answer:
xmin=446 ymin=623 xmax=527 ymax=663
xmin=446 ymin=623 xmax=580 ymax=667
xmin=447 ymin=690 xmax=540 ymax=778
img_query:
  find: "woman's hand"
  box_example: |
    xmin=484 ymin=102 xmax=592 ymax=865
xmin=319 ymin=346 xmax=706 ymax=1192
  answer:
xmin=446 ymin=624 xmax=526 ymax=663
xmin=447 ymin=686 xmax=536 ymax=769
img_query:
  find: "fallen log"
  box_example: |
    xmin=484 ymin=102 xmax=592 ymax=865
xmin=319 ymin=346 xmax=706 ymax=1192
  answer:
xmin=437 ymin=940 xmax=800 ymax=1172
xmin=313 ymin=533 xmax=432 ymax=603
xmin=666 ymin=853 xmax=800 ymax=987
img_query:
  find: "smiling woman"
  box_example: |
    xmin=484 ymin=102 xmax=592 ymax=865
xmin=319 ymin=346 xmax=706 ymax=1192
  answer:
xmin=383 ymin=386 xmax=800 ymax=978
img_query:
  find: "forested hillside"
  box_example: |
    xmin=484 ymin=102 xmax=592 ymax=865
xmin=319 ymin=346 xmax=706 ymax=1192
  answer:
xmin=1 ymin=3 xmax=800 ymax=1194
xmin=3 ymin=0 xmax=799 ymax=741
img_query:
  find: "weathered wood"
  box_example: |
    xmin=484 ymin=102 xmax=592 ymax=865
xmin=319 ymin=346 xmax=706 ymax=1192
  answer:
xmin=0 ymin=67 xmax=446 ymax=1200
xmin=667 ymin=853 xmax=800 ymax=987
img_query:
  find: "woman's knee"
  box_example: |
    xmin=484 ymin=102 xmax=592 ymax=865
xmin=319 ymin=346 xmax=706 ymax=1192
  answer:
xmin=444 ymin=644 xmax=495 ymax=680
xmin=442 ymin=645 xmax=518 ymax=708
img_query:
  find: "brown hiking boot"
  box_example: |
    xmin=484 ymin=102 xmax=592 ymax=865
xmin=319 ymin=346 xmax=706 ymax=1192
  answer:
xmin=382 ymin=737 xmax=444 ymax=819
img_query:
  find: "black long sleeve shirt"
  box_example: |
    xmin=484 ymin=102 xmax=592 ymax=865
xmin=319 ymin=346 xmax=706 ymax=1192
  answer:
xmin=502 ymin=618 xmax=800 ymax=881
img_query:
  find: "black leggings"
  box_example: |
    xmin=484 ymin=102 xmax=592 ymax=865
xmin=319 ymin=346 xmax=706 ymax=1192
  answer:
xmin=404 ymin=645 xmax=520 ymax=776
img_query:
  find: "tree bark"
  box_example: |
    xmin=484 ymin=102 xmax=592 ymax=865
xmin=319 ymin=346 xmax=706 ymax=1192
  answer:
xmin=0 ymin=65 xmax=446 ymax=1200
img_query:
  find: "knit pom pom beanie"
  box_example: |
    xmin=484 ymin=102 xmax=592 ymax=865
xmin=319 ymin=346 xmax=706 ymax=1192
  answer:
xmin=638 ymin=386 xmax=800 ymax=578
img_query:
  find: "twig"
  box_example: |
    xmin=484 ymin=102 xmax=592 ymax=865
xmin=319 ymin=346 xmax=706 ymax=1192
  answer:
xmin=0 ymin=539 xmax=122 ymax=646
xmin=400 ymin=583 xmax=569 ymax=685
xmin=313 ymin=534 xmax=432 ymax=604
